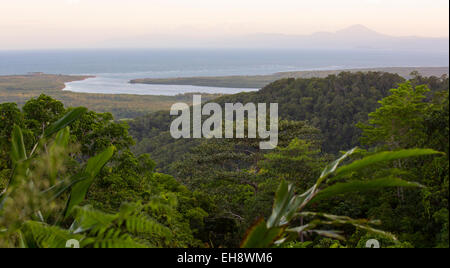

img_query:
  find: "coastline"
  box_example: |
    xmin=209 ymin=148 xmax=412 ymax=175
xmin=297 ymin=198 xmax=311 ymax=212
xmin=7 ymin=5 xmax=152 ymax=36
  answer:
xmin=0 ymin=73 xmax=223 ymax=119
xmin=129 ymin=66 xmax=450 ymax=89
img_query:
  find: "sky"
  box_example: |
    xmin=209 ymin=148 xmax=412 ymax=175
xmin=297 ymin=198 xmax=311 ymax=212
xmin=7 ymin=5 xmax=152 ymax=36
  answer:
xmin=0 ymin=0 xmax=448 ymax=49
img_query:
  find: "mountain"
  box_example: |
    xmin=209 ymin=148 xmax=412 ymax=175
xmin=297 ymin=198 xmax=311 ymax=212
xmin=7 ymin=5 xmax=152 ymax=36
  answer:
xmin=103 ymin=25 xmax=449 ymax=52
xmin=220 ymin=25 xmax=449 ymax=51
xmin=335 ymin=24 xmax=384 ymax=37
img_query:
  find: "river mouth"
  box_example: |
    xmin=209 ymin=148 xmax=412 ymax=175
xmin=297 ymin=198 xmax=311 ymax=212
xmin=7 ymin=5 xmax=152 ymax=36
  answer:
xmin=63 ymin=76 xmax=259 ymax=96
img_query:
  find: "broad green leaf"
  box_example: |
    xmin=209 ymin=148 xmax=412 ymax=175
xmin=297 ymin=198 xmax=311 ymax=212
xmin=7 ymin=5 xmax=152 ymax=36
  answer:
xmin=297 ymin=212 xmax=397 ymax=241
xmin=44 ymin=107 xmax=87 ymax=138
xmin=282 ymin=194 xmax=306 ymax=225
xmin=287 ymin=224 xmax=313 ymax=234
xmin=85 ymin=146 xmax=115 ymax=178
xmin=333 ymin=149 xmax=442 ymax=180
xmin=65 ymin=146 xmax=115 ymax=217
xmin=316 ymin=147 xmax=358 ymax=186
xmin=41 ymin=173 xmax=88 ymax=202
xmin=311 ymin=230 xmax=345 ymax=241
xmin=11 ymin=125 xmax=27 ymax=165
xmin=267 ymin=180 xmax=295 ymax=228
xmin=351 ymin=224 xmax=398 ymax=241
xmin=299 ymin=212 xmax=380 ymax=226
xmin=47 ymin=127 xmax=72 ymax=185
xmin=311 ymin=177 xmax=423 ymax=204
xmin=52 ymin=127 xmax=71 ymax=148
xmin=241 ymin=219 xmax=283 ymax=248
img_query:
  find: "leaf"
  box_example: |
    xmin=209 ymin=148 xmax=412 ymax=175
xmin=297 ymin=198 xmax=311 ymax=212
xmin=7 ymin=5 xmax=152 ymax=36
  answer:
xmin=52 ymin=127 xmax=71 ymax=148
xmin=85 ymin=146 xmax=115 ymax=179
xmin=287 ymin=224 xmax=313 ymax=234
xmin=18 ymin=230 xmax=28 ymax=248
xmin=64 ymin=146 xmax=115 ymax=217
xmin=241 ymin=218 xmax=283 ymax=248
xmin=0 ymin=193 xmax=7 ymax=211
xmin=41 ymin=173 xmax=88 ymax=202
xmin=315 ymin=147 xmax=358 ymax=186
xmin=297 ymin=212 xmax=397 ymax=241
xmin=44 ymin=107 xmax=87 ymax=138
xmin=299 ymin=212 xmax=380 ymax=226
xmin=267 ymin=180 xmax=295 ymax=228
xmin=48 ymin=127 xmax=72 ymax=185
xmin=311 ymin=230 xmax=345 ymax=241
xmin=283 ymin=195 xmax=307 ymax=225
xmin=333 ymin=149 xmax=442 ymax=180
xmin=311 ymin=177 xmax=423 ymax=204
xmin=11 ymin=125 xmax=27 ymax=165
xmin=21 ymin=221 xmax=84 ymax=248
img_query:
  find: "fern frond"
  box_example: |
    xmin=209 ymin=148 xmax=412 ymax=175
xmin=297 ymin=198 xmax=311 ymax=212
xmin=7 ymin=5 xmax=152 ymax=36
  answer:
xmin=21 ymin=221 xmax=83 ymax=248
xmin=85 ymin=228 xmax=149 ymax=248
xmin=122 ymin=215 xmax=172 ymax=237
xmin=72 ymin=204 xmax=173 ymax=248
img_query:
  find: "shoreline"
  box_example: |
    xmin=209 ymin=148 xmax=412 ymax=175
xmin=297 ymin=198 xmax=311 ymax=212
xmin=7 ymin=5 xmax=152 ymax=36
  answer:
xmin=130 ymin=66 xmax=449 ymax=89
xmin=2 ymin=66 xmax=448 ymax=97
xmin=0 ymin=73 xmax=223 ymax=119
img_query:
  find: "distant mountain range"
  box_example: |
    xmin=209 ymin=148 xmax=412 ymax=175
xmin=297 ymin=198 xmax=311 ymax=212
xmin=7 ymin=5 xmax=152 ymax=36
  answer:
xmin=227 ymin=25 xmax=449 ymax=51
xmin=104 ymin=25 xmax=449 ymax=51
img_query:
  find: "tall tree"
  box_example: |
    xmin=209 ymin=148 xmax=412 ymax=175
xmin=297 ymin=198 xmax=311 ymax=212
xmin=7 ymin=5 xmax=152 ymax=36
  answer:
xmin=357 ymin=82 xmax=431 ymax=149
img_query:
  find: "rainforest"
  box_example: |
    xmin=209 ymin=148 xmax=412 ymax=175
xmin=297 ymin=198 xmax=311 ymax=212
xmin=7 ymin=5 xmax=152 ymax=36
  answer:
xmin=0 ymin=70 xmax=448 ymax=248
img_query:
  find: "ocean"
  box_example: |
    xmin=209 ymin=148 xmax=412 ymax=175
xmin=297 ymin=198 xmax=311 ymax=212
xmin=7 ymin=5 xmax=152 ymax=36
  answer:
xmin=0 ymin=49 xmax=448 ymax=95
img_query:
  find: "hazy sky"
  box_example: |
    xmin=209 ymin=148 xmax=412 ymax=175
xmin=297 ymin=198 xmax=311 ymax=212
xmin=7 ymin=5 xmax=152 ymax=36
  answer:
xmin=0 ymin=0 xmax=448 ymax=49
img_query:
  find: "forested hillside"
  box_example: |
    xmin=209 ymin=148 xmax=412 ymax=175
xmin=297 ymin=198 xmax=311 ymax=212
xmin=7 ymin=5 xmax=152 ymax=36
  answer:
xmin=131 ymin=67 xmax=449 ymax=89
xmin=130 ymin=71 xmax=449 ymax=158
xmin=1 ymin=71 xmax=448 ymax=248
xmin=127 ymin=71 xmax=449 ymax=247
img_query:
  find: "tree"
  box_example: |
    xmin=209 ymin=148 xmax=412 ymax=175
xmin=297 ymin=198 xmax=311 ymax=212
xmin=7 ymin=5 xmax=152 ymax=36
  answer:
xmin=241 ymin=148 xmax=441 ymax=248
xmin=259 ymin=138 xmax=326 ymax=191
xmin=358 ymin=82 xmax=431 ymax=149
xmin=22 ymin=94 xmax=65 ymax=138
xmin=357 ymin=83 xmax=449 ymax=248
xmin=0 ymin=96 xmax=209 ymax=248
xmin=0 ymin=103 xmax=24 ymax=170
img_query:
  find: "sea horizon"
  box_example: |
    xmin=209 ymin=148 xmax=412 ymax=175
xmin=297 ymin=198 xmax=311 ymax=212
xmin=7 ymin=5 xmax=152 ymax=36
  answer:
xmin=1 ymin=48 xmax=448 ymax=95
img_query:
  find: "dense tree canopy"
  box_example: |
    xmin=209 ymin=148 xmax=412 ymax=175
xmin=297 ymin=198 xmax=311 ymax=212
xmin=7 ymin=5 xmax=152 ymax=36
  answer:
xmin=1 ymin=71 xmax=448 ymax=248
xmin=127 ymin=72 xmax=448 ymax=248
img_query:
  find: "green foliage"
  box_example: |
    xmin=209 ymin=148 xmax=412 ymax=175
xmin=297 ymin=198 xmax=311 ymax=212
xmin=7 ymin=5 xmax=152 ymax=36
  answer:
xmin=131 ymin=67 xmax=449 ymax=89
xmin=70 ymin=110 xmax=135 ymax=157
xmin=241 ymin=148 xmax=441 ymax=248
xmin=21 ymin=221 xmax=84 ymax=248
xmin=10 ymin=125 xmax=27 ymax=166
xmin=19 ymin=202 xmax=176 ymax=248
xmin=0 ymin=74 xmax=222 ymax=119
xmin=23 ymin=94 xmax=65 ymax=132
xmin=0 ymin=103 xmax=24 ymax=169
xmin=168 ymin=120 xmax=321 ymax=247
xmin=71 ymin=203 xmax=172 ymax=248
xmin=354 ymin=231 xmax=413 ymax=248
xmin=65 ymin=146 xmax=115 ymax=217
xmin=357 ymin=83 xmax=449 ymax=248
xmin=214 ymin=72 xmax=408 ymax=153
xmin=1 ymin=74 xmax=448 ymax=248
xmin=259 ymin=138 xmax=325 ymax=190
xmin=43 ymin=107 xmax=88 ymax=138
xmin=358 ymin=82 xmax=431 ymax=148
xmin=0 ymin=96 xmax=208 ymax=248
xmin=312 ymin=177 xmax=422 ymax=204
